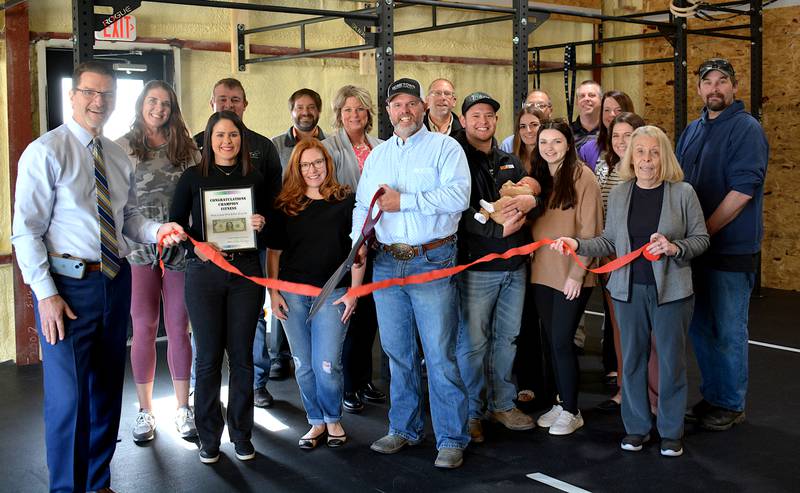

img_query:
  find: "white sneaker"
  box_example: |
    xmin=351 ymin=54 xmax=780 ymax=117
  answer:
xmin=132 ymin=409 xmax=156 ymax=442
xmin=175 ymin=406 xmax=197 ymax=438
xmin=536 ymin=405 xmax=563 ymax=428
xmin=549 ymin=409 xmax=584 ymax=436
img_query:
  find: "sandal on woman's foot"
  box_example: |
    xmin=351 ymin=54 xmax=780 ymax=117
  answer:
xmin=327 ymin=432 xmax=347 ymax=448
xmin=299 ymin=430 xmax=327 ymax=450
xmin=517 ymin=390 xmax=535 ymax=403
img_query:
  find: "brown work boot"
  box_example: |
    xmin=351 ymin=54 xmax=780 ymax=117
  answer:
xmin=489 ymin=407 xmax=536 ymax=430
xmin=468 ymin=418 xmax=484 ymax=443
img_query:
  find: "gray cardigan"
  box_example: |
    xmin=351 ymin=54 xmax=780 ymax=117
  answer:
xmin=577 ymin=180 xmax=710 ymax=304
xmin=323 ymin=128 xmax=382 ymax=189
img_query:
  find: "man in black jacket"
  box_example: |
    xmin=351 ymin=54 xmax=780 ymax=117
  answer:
xmin=193 ymin=78 xmax=282 ymax=408
xmin=453 ymin=93 xmax=538 ymax=444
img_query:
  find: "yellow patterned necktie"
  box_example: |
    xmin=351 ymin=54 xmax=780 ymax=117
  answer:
xmin=92 ymin=138 xmax=121 ymax=279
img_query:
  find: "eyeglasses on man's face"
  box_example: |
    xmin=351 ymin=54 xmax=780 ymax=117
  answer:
xmin=525 ymin=102 xmax=551 ymax=110
xmin=74 ymin=88 xmax=116 ymax=100
xmin=429 ymin=90 xmax=455 ymax=98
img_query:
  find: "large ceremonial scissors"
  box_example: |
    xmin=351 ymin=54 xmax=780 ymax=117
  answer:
xmin=307 ymin=188 xmax=385 ymax=322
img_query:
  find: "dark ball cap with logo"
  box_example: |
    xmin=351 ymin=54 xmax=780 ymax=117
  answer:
xmin=698 ymin=58 xmax=735 ymax=79
xmin=462 ymin=92 xmax=500 ymax=114
xmin=387 ymin=78 xmax=424 ymax=102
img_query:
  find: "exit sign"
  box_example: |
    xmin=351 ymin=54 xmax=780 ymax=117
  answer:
xmin=95 ymin=15 xmax=137 ymax=41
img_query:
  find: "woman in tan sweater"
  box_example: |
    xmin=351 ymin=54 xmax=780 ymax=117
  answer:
xmin=529 ymin=119 xmax=603 ymax=435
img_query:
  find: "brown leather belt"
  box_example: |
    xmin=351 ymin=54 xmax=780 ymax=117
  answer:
xmin=85 ymin=262 xmax=102 ymax=272
xmin=379 ymin=235 xmax=455 ymax=261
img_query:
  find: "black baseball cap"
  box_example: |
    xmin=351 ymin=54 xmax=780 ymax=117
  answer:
xmin=698 ymin=58 xmax=735 ymax=79
xmin=461 ymin=92 xmax=500 ymax=114
xmin=387 ymin=78 xmax=424 ymax=102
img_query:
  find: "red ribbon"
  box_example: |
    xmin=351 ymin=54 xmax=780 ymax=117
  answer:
xmin=158 ymin=230 xmax=660 ymax=299
xmin=157 ymin=233 xmax=322 ymax=296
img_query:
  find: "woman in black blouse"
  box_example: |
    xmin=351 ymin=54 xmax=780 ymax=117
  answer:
xmin=170 ymin=111 xmax=267 ymax=464
xmin=268 ymin=139 xmax=364 ymax=450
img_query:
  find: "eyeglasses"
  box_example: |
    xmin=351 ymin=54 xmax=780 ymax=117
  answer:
xmin=525 ymin=102 xmax=551 ymax=110
xmin=299 ymin=158 xmax=326 ymax=171
xmin=74 ymin=88 xmax=116 ymax=100
xmin=429 ymin=90 xmax=455 ymax=98
xmin=519 ymin=122 xmax=541 ymax=131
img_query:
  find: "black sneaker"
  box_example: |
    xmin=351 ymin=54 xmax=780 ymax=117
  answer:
xmin=685 ymin=399 xmax=712 ymax=423
xmin=234 ymin=440 xmax=256 ymax=461
xmin=269 ymin=360 xmax=290 ymax=380
xmin=254 ymin=387 xmax=274 ymax=408
xmin=701 ymin=407 xmax=745 ymax=431
xmin=660 ymin=438 xmax=684 ymax=457
xmin=199 ymin=446 xmax=220 ymax=464
xmin=620 ymin=433 xmax=650 ymax=452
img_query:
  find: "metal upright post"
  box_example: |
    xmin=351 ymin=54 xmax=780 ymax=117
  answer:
xmin=750 ymin=0 xmax=764 ymax=297
xmin=72 ymin=0 xmax=95 ymax=66
xmin=512 ymin=0 xmax=529 ymax=111
xmin=376 ymin=0 xmax=395 ymax=140
xmin=672 ymin=5 xmax=688 ymax=140
xmin=750 ymin=0 xmax=763 ymax=122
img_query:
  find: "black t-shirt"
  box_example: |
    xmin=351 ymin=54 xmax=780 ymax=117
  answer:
xmin=267 ymin=194 xmax=356 ymax=289
xmin=628 ymin=182 xmax=664 ymax=285
xmin=169 ymin=165 xmax=268 ymax=257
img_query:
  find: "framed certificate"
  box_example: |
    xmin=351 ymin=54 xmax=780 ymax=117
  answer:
xmin=200 ymin=185 xmax=257 ymax=251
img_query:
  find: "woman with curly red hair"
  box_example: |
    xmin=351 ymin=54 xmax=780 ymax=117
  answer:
xmin=268 ymin=138 xmax=364 ymax=450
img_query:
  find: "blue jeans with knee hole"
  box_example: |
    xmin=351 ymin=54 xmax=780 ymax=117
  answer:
xmin=282 ymin=287 xmax=349 ymax=424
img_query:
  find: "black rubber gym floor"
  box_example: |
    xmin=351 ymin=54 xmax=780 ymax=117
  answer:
xmin=1 ymin=287 xmax=798 ymax=492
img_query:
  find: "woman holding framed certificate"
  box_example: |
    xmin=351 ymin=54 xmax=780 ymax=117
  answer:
xmin=170 ymin=111 xmax=267 ymax=464
xmin=267 ymin=139 xmax=364 ymax=450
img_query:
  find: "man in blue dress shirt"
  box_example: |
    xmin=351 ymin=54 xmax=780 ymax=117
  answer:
xmin=11 ymin=61 xmax=184 ymax=493
xmin=352 ymin=78 xmax=471 ymax=469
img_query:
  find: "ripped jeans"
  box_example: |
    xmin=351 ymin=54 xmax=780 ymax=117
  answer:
xmin=281 ymin=287 xmax=349 ymax=424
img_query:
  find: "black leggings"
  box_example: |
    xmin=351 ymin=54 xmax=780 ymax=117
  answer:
xmin=533 ymin=283 xmax=593 ymax=414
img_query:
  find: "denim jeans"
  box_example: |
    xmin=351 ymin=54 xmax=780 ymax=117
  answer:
xmin=253 ymin=249 xmax=269 ymax=389
xmin=614 ymin=284 xmax=693 ymax=440
xmin=689 ymin=267 xmax=755 ymax=412
xmin=253 ymin=317 xmax=270 ymax=389
xmin=456 ymin=266 xmax=526 ymax=419
xmin=372 ymin=240 xmax=469 ymax=450
xmin=282 ymin=288 xmax=349 ymax=424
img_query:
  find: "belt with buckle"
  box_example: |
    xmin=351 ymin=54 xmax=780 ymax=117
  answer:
xmin=380 ymin=235 xmax=455 ymax=261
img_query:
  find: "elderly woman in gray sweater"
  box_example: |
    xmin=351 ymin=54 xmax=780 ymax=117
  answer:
xmin=552 ymin=126 xmax=709 ymax=458
xmin=323 ymin=85 xmax=386 ymax=413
